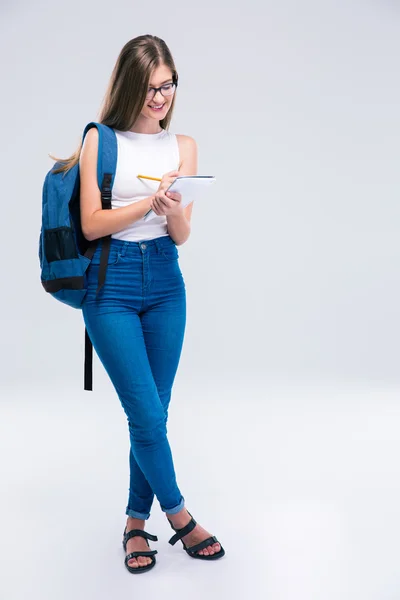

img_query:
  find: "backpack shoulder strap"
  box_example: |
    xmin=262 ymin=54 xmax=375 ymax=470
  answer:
xmin=81 ymin=121 xmax=118 ymax=196
xmin=81 ymin=122 xmax=117 ymax=391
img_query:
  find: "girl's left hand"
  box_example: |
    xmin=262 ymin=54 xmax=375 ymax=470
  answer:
xmin=151 ymin=190 xmax=183 ymax=217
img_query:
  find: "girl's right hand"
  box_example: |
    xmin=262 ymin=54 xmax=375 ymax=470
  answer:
xmin=156 ymin=170 xmax=180 ymax=195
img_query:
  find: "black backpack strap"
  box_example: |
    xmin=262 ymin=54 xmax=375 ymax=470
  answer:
xmin=82 ymin=240 xmax=97 ymax=391
xmin=83 ymin=173 xmax=113 ymax=391
xmin=96 ymin=173 xmax=113 ymax=296
xmin=83 ymin=241 xmax=97 ymax=260
xmin=80 ymin=123 xmax=117 ymax=392
xmin=84 ymin=327 xmax=93 ymax=391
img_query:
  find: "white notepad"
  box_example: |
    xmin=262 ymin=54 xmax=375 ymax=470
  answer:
xmin=143 ymin=175 xmax=216 ymax=221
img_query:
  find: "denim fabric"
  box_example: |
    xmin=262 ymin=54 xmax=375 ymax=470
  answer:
xmin=82 ymin=234 xmax=186 ymax=519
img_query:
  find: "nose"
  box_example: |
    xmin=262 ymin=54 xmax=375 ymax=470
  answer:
xmin=153 ymin=90 xmax=164 ymax=103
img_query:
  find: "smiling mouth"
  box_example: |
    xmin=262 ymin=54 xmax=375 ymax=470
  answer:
xmin=148 ymin=103 xmax=166 ymax=111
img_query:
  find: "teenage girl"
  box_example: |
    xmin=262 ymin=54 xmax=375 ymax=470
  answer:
xmin=66 ymin=35 xmax=225 ymax=573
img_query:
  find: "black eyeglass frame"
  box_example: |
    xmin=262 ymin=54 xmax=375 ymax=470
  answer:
xmin=146 ymin=78 xmax=178 ymax=100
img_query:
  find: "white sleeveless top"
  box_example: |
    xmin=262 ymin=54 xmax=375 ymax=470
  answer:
xmin=111 ymin=128 xmax=180 ymax=241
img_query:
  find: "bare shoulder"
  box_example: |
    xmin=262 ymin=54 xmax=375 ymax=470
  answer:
xmin=79 ymin=126 xmax=99 ymax=167
xmin=175 ymin=133 xmax=197 ymax=145
xmin=175 ymin=134 xmax=198 ymax=171
xmin=83 ymin=125 xmax=99 ymax=147
xmin=79 ymin=127 xmax=102 ymax=240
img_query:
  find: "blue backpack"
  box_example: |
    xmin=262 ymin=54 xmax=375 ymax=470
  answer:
xmin=39 ymin=121 xmax=118 ymax=391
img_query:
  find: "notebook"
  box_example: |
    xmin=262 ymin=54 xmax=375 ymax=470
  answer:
xmin=143 ymin=175 xmax=216 ymax=221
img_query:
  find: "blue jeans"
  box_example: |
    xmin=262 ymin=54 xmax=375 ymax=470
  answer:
xmin=82 ymin=234 xmax=186 ymax=520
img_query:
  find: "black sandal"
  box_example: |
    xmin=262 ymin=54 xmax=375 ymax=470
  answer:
xmin=167 ymin=511 xmax=225 ymax=560
xmin=122 ymin=527 xmax=158 ymax=573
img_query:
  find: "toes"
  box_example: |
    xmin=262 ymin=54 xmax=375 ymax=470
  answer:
xmin=202 ymin=547 xmax=209 ymax=556
xmin=128 ymin=556 xmax=152 ymax=568
xmin=213 ymin=542 xmax=221 ymax=552
xmin=207 ymin=545 xmax=215 ymax=555
xmin=128 ymin=558 xmax=139 ymax=568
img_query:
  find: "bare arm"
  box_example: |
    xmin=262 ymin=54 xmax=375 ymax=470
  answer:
xmin=165 ymin=134 xmax=197 ymax=245
xmin=79 ymin=128 xmax=153 ymax=241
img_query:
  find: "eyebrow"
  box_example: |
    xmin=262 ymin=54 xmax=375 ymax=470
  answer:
xmin=149 ymin=79 xmax=173 ymax=87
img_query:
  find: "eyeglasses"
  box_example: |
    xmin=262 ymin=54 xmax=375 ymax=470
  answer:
xmin=146 ymin=82 xmax=177 ymax=100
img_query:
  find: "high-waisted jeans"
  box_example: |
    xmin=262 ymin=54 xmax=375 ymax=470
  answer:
xmin=82 ymin=234 xmax=186 ymax=520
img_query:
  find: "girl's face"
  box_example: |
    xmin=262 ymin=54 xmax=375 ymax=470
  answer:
xmin=141 ymin=64 xmax=175 ymax=121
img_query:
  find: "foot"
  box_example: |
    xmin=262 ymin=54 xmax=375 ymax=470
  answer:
xmin=166 ymin=508 xmax=221 ymax=556
xmin=124 ymin=517 xmax=154 ymax=569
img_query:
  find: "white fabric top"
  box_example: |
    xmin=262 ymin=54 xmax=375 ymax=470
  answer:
xmin=111 ymin=128 xmax=180 ymax=241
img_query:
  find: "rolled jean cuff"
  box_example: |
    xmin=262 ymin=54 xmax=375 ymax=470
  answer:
xmin=126 ymin=507 xmax=151 ymax=520
xmin=160 ymin=495 xmax=185 ymax=515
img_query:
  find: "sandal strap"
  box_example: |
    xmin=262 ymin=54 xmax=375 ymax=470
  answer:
xmin=168 ymin=516 xmax=197 ymax=546
xmin=124 ymin=529 xmax=158 ymax=544
xmin=186 ymin=536 xmax=218 ymax=554
xmin=125 ymin=550 xmax=158 ymax=560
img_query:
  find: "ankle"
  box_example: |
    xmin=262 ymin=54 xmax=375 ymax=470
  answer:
xmin=166 ymin=507 xmax=191 ymax=528
xmin=126 ymin=516 xmax=145 ymax=529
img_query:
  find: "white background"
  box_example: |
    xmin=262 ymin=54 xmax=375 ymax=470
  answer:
xmin=1 ymin=1 xmax=399 ymax=598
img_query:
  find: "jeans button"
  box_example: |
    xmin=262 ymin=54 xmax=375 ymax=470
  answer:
xmin=141 ymin=243 xmax=146 ymax=250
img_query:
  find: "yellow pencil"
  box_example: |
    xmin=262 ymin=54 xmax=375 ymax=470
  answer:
xmin=137 ymin=174 xmax=162 ymax=182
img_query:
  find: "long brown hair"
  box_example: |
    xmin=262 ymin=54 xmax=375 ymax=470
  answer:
xmin=49 ymin=34 xmax=179 ymax=175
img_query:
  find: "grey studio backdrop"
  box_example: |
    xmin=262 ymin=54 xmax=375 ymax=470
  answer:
xmin=1 ymin=1 xmax=400 ymax=599
xmin=1 ymin=1 xmax=399 ymax=388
